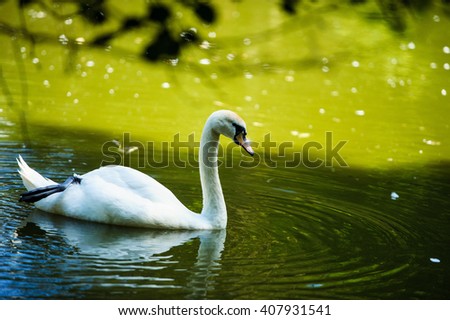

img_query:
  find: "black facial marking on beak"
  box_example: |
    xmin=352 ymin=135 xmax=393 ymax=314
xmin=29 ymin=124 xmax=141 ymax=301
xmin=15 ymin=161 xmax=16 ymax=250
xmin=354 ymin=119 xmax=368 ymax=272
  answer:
xmin=232 ymin=123 xmax=247 ymax=145
xmin=232 ymin=123 xmax=254 ymax=156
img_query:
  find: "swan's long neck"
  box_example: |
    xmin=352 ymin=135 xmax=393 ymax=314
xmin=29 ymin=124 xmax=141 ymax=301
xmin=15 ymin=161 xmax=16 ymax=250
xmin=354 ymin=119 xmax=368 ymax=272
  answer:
xmin=199 ymin=120 xmax=227 ymax=229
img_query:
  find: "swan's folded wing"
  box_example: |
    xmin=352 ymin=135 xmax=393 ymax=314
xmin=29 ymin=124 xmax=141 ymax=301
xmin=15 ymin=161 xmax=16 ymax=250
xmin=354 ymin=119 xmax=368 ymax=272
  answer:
xmin=85 ymin=166 xmax=183 ymax=204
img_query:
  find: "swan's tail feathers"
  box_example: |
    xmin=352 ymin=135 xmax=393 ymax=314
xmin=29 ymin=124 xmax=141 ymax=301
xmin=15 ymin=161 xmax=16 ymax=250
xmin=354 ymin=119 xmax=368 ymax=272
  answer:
xmin=17 ymin=155 xmax=55 ymax=191
xmin=19 ymin=175 xmax=82 ymax=203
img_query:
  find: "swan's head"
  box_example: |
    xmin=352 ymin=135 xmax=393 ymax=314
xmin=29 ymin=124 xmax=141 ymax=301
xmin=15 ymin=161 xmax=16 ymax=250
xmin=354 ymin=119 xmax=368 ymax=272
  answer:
xmin=209 ymin=110 xmax=254 ymax=156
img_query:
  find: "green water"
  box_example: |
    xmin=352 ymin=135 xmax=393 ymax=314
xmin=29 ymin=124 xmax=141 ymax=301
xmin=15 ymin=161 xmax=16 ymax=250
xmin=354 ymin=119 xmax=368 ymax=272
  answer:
xmin=0 ymin=1 xmax=449 ymax=299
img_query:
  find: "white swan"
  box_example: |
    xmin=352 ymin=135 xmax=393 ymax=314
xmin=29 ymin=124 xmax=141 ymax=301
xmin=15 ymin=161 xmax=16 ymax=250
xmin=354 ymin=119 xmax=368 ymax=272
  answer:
xmin=17 ymin=110 xmax=254 ymax=230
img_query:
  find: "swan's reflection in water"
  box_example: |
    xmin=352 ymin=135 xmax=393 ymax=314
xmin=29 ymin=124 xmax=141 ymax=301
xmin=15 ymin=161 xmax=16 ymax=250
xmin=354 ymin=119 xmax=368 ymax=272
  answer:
xmin=15 ymin=210 xmax=226 ymax=299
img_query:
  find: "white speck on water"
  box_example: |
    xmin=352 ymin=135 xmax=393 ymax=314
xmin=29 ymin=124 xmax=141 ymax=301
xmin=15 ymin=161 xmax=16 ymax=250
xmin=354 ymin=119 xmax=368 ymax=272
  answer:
xmin=199 ymin=58 xmax=211 ymax=65
xmin=43 ymin=80 xmax=50 ymax=88
xmin=355 ymin=110 xmax=365 ymax=116
xmin=86 ymin=60 xmax=95 ymax=67
xmin=441 ymin=89 xmax=447 ymax=96
xmin=285 ymin=75 xmax=295 ymax=82
xmin=423 ymin=138 xmax=441 ymax=146
xmin=297 ymin=132 xmax=311 ymax=138
xmin=161 ymin=82 xmax=170 ymax=89
xmin=319 ymin=108 xmax=326 ymax=114
xmin=407 ymin=42 xmax=416 ymax=50
xmin=226 ymin=53 xmax=235 ymax=61
xmin=444 ymin=63 xmax=449 ymax=70
xmin=430 ymin=62 xmax=437 ymax=69
xmin=443 ymin=46 xmax=450 ymax=54
xmin=351 ymin=60 xmax=360 ymax=68
xmin=390 ymin=192 xmax=400 ymax=200
xmin=244 ymin=72 xmax=253 ymax=79
xmin=430 ymin=258 xmax=441 ymax=263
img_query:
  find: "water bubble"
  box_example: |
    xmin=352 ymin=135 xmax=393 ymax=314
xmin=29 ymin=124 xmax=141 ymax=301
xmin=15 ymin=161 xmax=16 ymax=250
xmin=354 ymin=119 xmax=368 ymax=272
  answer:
xmin=355 ymin=110 xmax=365 ymax=116
xmin=319 ymin=108 xmax=326 ymax=114
xmin=443 ymin=46 xmax=450 ymax=54
xmin=243 ymin=38 xmax=251 ymax=46
xmin=86 ymin=60 xmax=95 ymax=67
xmin=109 ymin=89 xmax=115 ymax=95
xmin=161 ymin=82 xmax=171 ymax=89
xmin=441 ymin=89 xmax=447 ymax=96
xmin=430 ymin=62 xmax=437 ymax=69
xmin=407 ymin=42 xmax=416 ymax=50
xmin=32 ymin=57 xmax=40 ymax=64
xmin=430 ymin=258 xmax=441 ymax=263
xmin=433 ymin=15 xmax=440 ymax=22
xmin=443 ymin=63 xmax=449 ymax=70
xmin=351 ymin=60 xmax=360 ymax=68
xmin=43 ymin=80 xmax=50 ymax=88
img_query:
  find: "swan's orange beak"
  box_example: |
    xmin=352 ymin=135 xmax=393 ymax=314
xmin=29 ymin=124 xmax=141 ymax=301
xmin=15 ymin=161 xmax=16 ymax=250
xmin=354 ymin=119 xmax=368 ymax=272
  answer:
xmin=235 ymin=133 xmax=254 ymax=156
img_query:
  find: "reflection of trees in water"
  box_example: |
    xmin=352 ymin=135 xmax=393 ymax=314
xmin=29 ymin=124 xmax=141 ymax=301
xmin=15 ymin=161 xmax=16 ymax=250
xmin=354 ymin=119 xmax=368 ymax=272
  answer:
xmin=0 ymin=0 xmax=447 ymax=65
xmin=0 ymin=0 xmax=448 ymax=145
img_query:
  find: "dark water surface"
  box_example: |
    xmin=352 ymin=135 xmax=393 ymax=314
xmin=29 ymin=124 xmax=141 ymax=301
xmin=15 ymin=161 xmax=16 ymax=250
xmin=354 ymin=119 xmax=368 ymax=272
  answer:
xmin=1 ymin=129 xmax=449 ymax=299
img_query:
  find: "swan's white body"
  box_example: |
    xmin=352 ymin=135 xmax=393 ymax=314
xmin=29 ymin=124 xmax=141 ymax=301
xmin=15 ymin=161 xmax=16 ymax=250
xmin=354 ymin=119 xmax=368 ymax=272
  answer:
xmin=18 ymin=110 xmax=254 ymax=230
